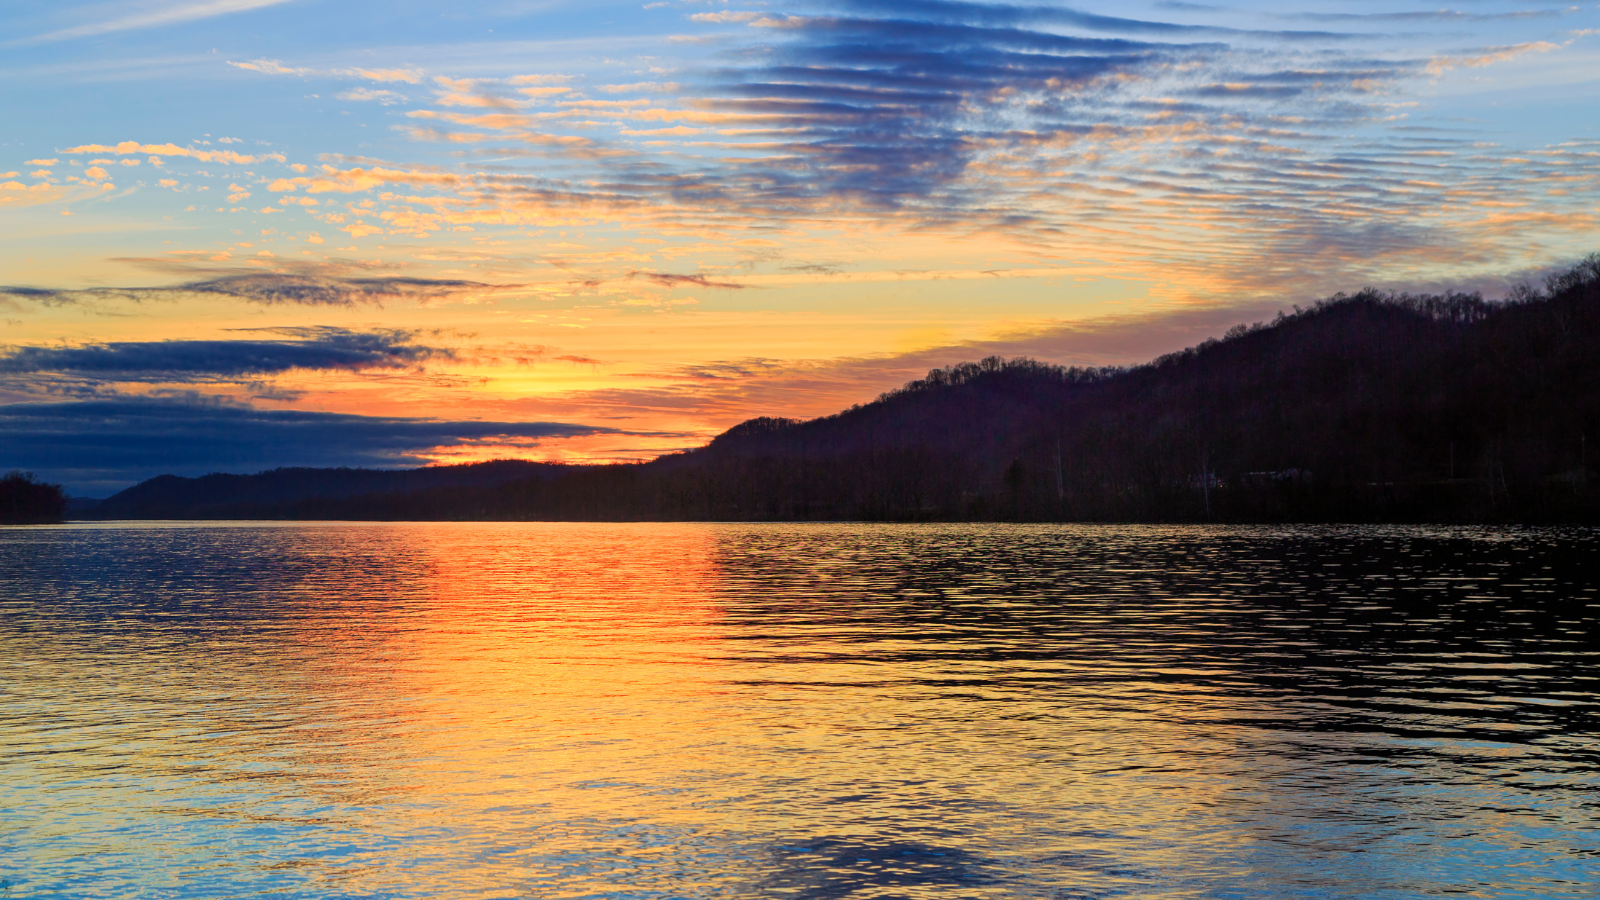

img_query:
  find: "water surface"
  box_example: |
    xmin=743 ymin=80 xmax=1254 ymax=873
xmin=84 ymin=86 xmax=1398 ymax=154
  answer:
xmin=2 ymin=523 xmax=1597 ymax=898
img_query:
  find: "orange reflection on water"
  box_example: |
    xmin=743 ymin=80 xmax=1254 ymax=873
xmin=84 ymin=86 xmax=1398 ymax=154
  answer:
xmin=300 ymin=523 xmax=739 ymax=895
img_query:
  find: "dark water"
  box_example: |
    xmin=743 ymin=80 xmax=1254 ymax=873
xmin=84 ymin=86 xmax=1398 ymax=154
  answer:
xmin=1 ymin=523 xmax=1596 ymax=899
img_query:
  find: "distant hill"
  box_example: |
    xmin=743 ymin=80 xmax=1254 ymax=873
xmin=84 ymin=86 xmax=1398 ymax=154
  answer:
xmin=88 ymin=459 xmax=566 ymax=520
xmin=84 ymin=255 xmax=1600 ymax=523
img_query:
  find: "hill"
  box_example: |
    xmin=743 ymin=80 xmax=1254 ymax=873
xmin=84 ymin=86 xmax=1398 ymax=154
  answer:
xmin=86 ymin=255 xmax=1600 ymax=523
xmin=88 ymin=459 xmax=566 ymax=520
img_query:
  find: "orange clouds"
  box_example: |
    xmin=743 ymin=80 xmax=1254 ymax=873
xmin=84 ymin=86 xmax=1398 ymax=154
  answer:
xmin=268 ymin=165 xmax=464 ymax=194
xmin=1427 ymin=41 xmax=1562 ymax=76
xmin=0 ymin=180 xmax=78 ymax=208
xmin=61 ymin=141 xmax=278 ymax=165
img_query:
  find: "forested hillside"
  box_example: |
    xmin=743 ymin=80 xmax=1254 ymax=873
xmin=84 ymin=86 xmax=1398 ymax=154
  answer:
xmin=0 ymin=471 xmax=68 ymax=524
xmin=89 ymin=256 xmax=1600 ymax=523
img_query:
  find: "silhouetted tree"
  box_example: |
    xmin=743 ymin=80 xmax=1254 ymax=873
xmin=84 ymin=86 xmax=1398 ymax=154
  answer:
xmin=0 ymin=471 xmax=68 ymax=524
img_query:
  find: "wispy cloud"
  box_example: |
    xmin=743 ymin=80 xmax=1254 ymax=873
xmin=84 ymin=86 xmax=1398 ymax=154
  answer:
xmin=22 ymin=0 xmax=300 ymax=43
xmin=1289 ymin=8 xmax=1574 ymax=24
xmin=1 ymin=267 xmax=527 ymax=307
xmin=62 ymin=140 xmax=277 ymax=164
xmin=228 ymin=59 xmax=427 ymax=83
xmin=1426 ymin=41 xmax=1562 ymax=76
xmin=337 ymin=87 xmax=408 ymax=105
xmin=23 ymin=1 xmax=1598 ymax=307
xmin=829 ymin=0 xmax=1349 ymax=40
xmin=629 ymin=271 xmax=745 ymax=289
xmin=323 ymin=2 xmax=1397 ymax=232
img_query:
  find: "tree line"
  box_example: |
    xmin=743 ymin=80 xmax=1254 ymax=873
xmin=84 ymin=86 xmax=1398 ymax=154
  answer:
xmin=0 ymin=471 xmax=67 ymax=524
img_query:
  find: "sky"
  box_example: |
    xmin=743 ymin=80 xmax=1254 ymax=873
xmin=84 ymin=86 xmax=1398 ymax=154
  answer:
xmin=2 ymin=0 xmax=1598 ymax=494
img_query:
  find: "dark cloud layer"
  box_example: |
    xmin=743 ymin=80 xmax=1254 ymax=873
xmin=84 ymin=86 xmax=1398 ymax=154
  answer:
xmin=664 ymin=0 xmax=1392 ymax=219
xmin=372 ymin=0 xmax=1565 ymax=298
xmin=0 ymin=328 xmax=445 ymax=380
xmin=697 ymin=14 xmax=1174 ymax=206
xmin=0 ymin=397 xmax=619 ymax=495
xmin=834 ymin=0 xmax=1347 ymax=39
xmin=629 ymin=271 xmax=746 ymax=289
xmin=0 ymin=272 xmax=515 ymax=307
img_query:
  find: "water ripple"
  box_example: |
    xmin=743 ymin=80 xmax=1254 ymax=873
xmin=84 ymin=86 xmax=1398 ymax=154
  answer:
xmin=1 ymin=522 xmax=1596 ymax=898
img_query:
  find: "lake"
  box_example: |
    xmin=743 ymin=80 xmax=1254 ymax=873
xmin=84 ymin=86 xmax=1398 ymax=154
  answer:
xmin=1 ymin=522 xmax=1596 ymax=899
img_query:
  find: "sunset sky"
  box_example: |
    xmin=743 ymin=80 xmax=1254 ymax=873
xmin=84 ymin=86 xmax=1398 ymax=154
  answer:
xmin=3 ymin=0 xmax=1597 ymax=493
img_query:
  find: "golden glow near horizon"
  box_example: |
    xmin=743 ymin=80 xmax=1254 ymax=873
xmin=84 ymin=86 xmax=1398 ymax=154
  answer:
xmin=2 ymin=0 xmax=1598 ymax=491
